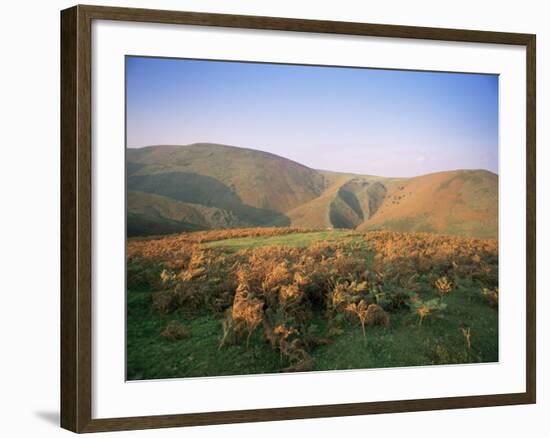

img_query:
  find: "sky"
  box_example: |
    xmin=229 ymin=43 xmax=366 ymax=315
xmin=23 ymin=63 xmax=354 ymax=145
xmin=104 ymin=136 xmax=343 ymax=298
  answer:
xmin=126 ymin=56 xmax=498 ymax=177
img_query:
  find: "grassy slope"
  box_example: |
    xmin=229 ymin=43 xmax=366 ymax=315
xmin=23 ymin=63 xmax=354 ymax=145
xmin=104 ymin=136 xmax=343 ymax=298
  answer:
xmin=202 ymin=230 xmax=353 ymax=250
xmin=127 ymin=144 xmax=498 ymax=239
xmin=360 ymin=170 xmax=498 ymax=239
xmin=294 ymin=168 xmax=498 ymax=239
xmin=127 ymin=143 xmax=326 ymax=213
xmin=127 ymin=230 xmax=498 ymax=380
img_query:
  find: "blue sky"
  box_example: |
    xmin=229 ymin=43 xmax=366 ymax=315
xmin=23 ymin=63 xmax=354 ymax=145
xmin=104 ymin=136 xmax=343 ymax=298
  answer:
xmin=126 ymin=56 xmax=498 ymax=177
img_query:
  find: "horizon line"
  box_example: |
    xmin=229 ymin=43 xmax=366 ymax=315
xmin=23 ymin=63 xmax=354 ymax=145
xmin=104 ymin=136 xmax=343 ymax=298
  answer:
xmin=126 ymin=142 xmax=499 ymax=178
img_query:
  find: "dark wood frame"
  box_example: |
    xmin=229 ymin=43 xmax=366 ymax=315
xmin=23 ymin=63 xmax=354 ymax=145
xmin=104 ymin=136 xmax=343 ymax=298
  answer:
xmin=61 ymin=4 xmax=536 ymax=433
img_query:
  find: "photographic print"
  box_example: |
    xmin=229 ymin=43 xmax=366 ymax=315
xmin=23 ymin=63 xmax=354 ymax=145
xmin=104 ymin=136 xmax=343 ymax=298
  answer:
xmin=125 ymin=56 xmax=499 ymax=381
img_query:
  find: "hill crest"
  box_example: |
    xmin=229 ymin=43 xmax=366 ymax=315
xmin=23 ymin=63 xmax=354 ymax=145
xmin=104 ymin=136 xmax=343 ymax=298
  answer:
xmin=127 ymin=143 xmax=498 ymax=238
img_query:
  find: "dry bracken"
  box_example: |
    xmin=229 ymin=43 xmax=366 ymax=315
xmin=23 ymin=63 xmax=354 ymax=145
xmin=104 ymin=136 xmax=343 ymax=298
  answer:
xmin=128 ymin=228 xmax=498 ymax=371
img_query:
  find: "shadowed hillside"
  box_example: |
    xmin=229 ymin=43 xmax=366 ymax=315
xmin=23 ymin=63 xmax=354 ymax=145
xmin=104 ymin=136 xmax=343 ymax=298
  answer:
xmin=127 ymin=143 xmax=326 ymax=212
xmin=127 ymin=144 xmax=498 ymax=238
xmin=127 ymin=191 xmax=247 ymax=236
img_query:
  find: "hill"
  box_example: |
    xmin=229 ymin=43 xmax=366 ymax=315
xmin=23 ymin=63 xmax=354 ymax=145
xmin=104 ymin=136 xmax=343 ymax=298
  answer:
xmin=127 ymin=144 xmax=498 ymax=238
xmin=357 ymin=170 xmax=498 ymax=239
xmin=127 ymin=143 xmax=326 ymax=210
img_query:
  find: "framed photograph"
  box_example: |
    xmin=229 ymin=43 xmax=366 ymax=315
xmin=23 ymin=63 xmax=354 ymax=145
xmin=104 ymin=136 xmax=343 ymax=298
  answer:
xmin=60 ymin=4 xmax=536 ymax=433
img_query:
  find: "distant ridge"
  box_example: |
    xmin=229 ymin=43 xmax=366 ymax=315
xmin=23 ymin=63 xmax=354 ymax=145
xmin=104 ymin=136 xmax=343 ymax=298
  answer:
xmin=127 ymin=143 xmax=498 ymax=239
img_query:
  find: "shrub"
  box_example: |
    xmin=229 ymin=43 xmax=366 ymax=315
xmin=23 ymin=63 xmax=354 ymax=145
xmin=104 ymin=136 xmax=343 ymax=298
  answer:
xmin=231 ymin=274 xmax=264 ymax=349
xmin=364 ymin=303 xmax=390 ymax=327
xmin=434 ymin=276 xmax=453 ymax=301
xmin=161 ymin=321 xmax=190 ymax=341
xmin=152 ymin=290 xmax=179 ymax=315
xmin=411 ymin=298 xmax=447 ymax=326
xmin=482 ymin=287 xmax=498 ymax=307
xmin=461 ymin=326 xmax=472 ymax=350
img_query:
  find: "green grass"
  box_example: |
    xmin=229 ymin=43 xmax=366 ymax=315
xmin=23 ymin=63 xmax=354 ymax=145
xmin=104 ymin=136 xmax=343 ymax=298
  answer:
xmin=127 ymin=291 xmax=283 ymax=380
xmin=127 ymin=234 xmax=498 ymax=380
xmin=313 ymin=279 xmax=498 ymax=371
xmin=127 ymin=282 xmax=498 ymax=380
xmin=202 ymin=230 xmax=354 ymax=251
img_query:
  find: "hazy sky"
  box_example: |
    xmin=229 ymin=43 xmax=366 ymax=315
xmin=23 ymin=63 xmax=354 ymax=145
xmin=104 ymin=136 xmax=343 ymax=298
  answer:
xmin=126 ymin=56 xmax=498 ymax=177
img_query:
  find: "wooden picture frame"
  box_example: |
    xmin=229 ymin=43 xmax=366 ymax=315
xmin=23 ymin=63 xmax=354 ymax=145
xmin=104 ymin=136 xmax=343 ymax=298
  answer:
xmin=61 ymin=4 xmax=536 ymax=433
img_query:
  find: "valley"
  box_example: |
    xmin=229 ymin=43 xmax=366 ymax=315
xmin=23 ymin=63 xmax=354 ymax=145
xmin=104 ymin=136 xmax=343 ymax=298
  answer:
xmin=127 ymin=143 xmax=498 ymax=239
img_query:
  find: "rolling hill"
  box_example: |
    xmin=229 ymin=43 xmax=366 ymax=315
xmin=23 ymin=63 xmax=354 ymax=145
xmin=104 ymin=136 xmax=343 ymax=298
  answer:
xmin=357 ymin=170 xmax=498 ymax=239
xmin=127 ymin=143 xmax=498 ymax=239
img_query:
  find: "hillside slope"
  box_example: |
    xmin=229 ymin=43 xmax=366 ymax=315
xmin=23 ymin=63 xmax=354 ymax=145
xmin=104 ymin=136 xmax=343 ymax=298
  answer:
xmin=358 ymin=170 xmax=498 ymax=239
xmin=127 ymin=143 xmax=326 ymax=213
xmin=286 ymin=171 xmax=401 ymax=230
xmin=127 ymin=144 xmax=498 ymax=238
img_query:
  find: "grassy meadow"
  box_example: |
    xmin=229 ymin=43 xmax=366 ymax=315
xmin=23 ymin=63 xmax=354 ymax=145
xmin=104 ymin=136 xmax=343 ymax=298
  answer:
xmin=127 ymin=228 xmax=498 ymax=380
